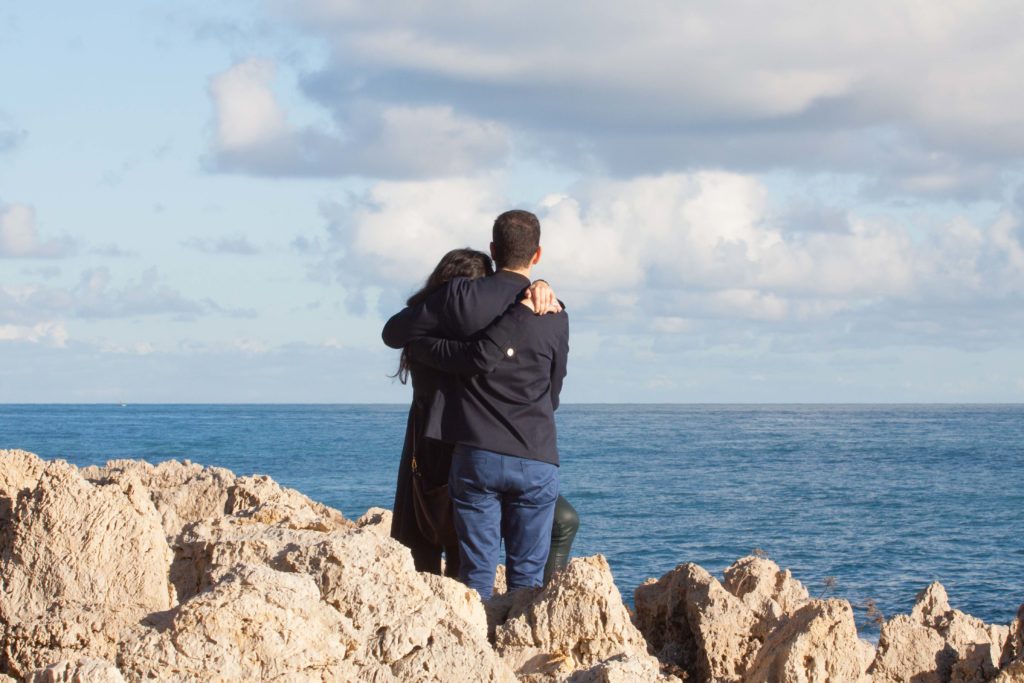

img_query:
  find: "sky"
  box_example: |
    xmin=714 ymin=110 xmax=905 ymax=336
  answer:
xmin=1 ymin=0 xmax=1023 ymax=403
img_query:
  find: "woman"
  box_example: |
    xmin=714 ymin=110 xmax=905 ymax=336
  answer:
xmin=390 ymin=248 xmax=578 ymax=582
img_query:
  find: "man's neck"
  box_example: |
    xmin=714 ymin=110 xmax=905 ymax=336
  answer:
xmin=499 ymin=266 xmax=532 ymax=279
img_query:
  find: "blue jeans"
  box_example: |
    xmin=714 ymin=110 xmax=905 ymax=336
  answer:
xmin=449 ymin=445 xmax=559 ymax=600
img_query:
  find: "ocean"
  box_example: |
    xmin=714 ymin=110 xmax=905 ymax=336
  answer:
xmin=2 ymin=403 xmax=1021 ymax=635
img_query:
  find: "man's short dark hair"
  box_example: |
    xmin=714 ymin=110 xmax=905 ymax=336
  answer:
xmin=492 ymin=210 xmax=540 ymax=269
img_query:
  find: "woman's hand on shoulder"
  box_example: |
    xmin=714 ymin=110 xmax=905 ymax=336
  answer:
xmin=527 ymin=280 xmax=563 ymax=314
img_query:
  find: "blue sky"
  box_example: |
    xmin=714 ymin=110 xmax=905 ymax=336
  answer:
xmin=1 ymin=1 xmax=1023 ymax=402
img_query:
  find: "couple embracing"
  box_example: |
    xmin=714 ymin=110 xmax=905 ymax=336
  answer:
xmin=382 ymin=209 xmax=577 ymax=600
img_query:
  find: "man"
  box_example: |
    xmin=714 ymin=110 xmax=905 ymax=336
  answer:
xmin=382 ymin=209 xmax=569 ymax=599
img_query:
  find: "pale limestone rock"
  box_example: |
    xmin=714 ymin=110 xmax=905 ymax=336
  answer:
xmin=356 ymin=505 xmax=393 ymax=535
xmin=0 ymin=460 xmax=174 ymax=677
xmin=169 ymin=516 xmax=334 ymax=601
xmin=228 ymin=473 xmax=350 ymax=531
xmin=634 ymin=562 xmax=760 ymax=683
xmin=871 ymin=582 xmax=1009 ymax=683
xmin=422 ymin=572 xmax=489 ymax=643
xmin=871 ymin=614 xmax=949 ymax=683
xmin=284 ymin=529 xmax=516 ymax=682
xmin=0 ymin=459 xmax=174 ymax=620
xmin=82 ymin=459 xmax=352 ymax=539
xmin=118 ymin=564 xmax=353 ymax=681
xmin=1 ymin=609 xmax=122 ymax=678
xmin=81 ymin=458 xmax=237 ymax=537
xmin=494 ymin=563 xmax=508 ymax=594
xmin=0 ymin=449 xmax=46 ymax=498
xmin=947 ymin=614 xmax=1009 ymax=683
xmin=0 ymin=449 xmax=46 ymax=529
xmin=912 ymin=581 xmax=953 ymax=628
xmin=722 ymin=555 xmax=809 ymax=635
xmin=745 ymin=598 xmax=871 ymax=683
xmin=0 ymin=675 xmax=14 ymax=682
xmin=564 ymin=653 xmax=679 ymax=682
xmin=495 ymin=555 xmax=662 ymax=683
xmin=26 ymin=658 xmax=126 ymax=683
xmin=992 ymin=659 xmax=1024 ymax=683
xmin=1002 ymin=605 xmax=1024 ymax=667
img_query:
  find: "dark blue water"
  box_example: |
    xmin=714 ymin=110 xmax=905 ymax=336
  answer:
xmin=2 ymin=404 xmax=1022 ymax=635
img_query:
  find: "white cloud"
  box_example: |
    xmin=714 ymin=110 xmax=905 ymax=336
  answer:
xmin=0 ymin=203 xmax=74 ymax=258
xmin=286 ymin=0 xmax=1024 ymax=193
xmin=210 ymin=59 xmax=288 ymax=150
xmin=305 ymin=172 xmax=1024 ymax=346
xmin=1 ymin=268 xmax=219 ymax=323
xmin=208 ymin=58 xmax=509 ymax=177
xmin=0 ymin=321 xmax=68 ymax=347
xmin=321 ymin=176 xmax=505 ymax=283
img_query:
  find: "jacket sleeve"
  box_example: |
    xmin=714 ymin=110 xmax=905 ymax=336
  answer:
xmin=549 ymin=312 xmax=569 ymax=411
xmin=406 ymin=303 xmax=531 ymax=374
xmin=381 ymin=283 xmax=452 ymax=349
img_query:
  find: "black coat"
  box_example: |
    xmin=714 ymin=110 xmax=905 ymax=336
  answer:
xmin=383 ymin=270 xmax=569 ymax=465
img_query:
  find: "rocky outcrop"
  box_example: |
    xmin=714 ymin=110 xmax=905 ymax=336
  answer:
xmin=25 ymin=659 xmax=126 ymax=682
xmin=1003 ymin=606 xmax=1024 ymax=666
xmin=564 ymin=653 xmax=676 ymax=682
xmin=871 ymin=582 xmax=1010 ymax=683
xmin=745 ymin=599 xmax=873 ymax=683
xmin=283 ymin=528 xmax=513 ymax=682
xmin=81 ymin=458 xmax=351 ymax=539
xmin=992 ymin=607 xmax=1024 ymax=682
xmin=0 ymin=449 xmax=45 ymax=507
xmin=0 ymin=456 xmax=174 ymax=677
xmin=722 ymin=555 xmax=810 ymax=636
xmin=2 ymin=451 xmax=1021 ymax=683
xmin=634 ymin=561 xmax=761 ymax=682
xmin=992 ymin=660 xmax=1024 ymax=683
xmin=119 ymin=563 xmax=354 ymax=681
xmin=494 ymin=555 xmax=665 ymax=682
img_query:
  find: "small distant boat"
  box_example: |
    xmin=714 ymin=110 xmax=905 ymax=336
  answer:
xmin=120 ymin=403 xmax=128 ymax=407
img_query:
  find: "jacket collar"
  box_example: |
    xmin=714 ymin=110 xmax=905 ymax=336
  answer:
xmin=494 ymin=269 xmax=531 ymax=286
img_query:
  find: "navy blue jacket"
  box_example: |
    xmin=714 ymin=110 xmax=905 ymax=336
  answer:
xmin=382 ymin=270 xmax=569 ymax=465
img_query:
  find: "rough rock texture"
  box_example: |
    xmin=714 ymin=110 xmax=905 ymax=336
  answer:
xmin=1003 ymin=606 xmax=1024 ymax=666
xmin=227 ymin=473 xmax=350 ymax=531
xmin=0 ymin=457 xmax=175 ymax=677
xmin=81 ymin=458 xmax=352 ymax=539
xmin=169 ymin=515 xmax=332 ymax=601
xmin=564 ymin=653 xmax=677 ymax=682
xmin=4 ymin=451 xmax=1021 ymax=683
xmin=993 ymin=609 xmax=1024 ymax=683
xmin=0 ymin=449 xmax=46 ymax=520
xmin=81 ymin=458 xmax=237 ymax=538
xmin=284 ymin=530 xmax=515 ymax=682
xmin=992 ymin=660 xmax=1024 ymax=683
xmin=26 ymin=659 xmax=126 ymax=683
xmin=722 ymin=555 xmax=810 ymax=636
xmin=118 ymin=563 xmax=353 ymax=681
xmin=745 ymin=599 xmax=872 ymax=683
xmin=494 ymin=555 xmax=666 ymax=682
xmin=356 ymin=505 xmax=393 ymax=534
xmin=871 ymin=582 xmax=1010 ymax=683
xmin=634 ymin=562 xmax=761 ymax=682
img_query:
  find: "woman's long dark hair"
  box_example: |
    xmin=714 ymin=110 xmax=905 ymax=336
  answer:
xmin=395 ymin=248 xmax=494 ymax=384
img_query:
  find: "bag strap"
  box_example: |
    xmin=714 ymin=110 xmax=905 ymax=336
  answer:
xmin=410 ymin=403 xmax=420 ymax=475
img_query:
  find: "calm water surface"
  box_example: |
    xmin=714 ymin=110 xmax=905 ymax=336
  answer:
xmin=2 ymin=403 xmax=1021 ymax=635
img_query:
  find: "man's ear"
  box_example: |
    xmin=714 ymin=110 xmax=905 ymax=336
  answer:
xmin=532 ymin=246 xmax=542 ymax=265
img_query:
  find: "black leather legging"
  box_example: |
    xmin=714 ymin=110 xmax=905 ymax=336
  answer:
xmin=543 ymin=494 xmax=579 ymax=584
